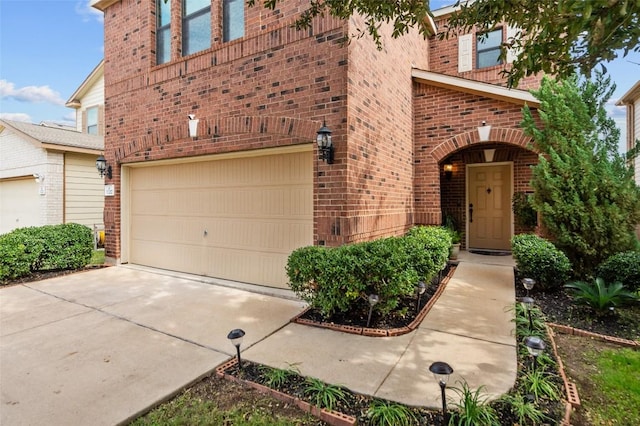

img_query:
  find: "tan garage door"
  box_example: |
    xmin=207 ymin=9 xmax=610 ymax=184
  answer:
xmin=129 ymin=150 xmax=313 ymax=288
xmin=0 ymin=178 xmax=40 ymax=234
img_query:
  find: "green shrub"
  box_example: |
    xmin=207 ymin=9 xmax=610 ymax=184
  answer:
xmin=0 ymin=232 xmax=42 ymax=281
xmin=564 ymin=278 xmax=638 ymax=313
xmin=405 ymin=225 xmax=451 ymax=279
xmin=448 ymin=381 xmax=500 ymax=426
xmin=286 ymin=226 xmax=451 ymax=318
xmin=367 ymin=399 xmax=416 ymax=426
xmin=0 ymin=223 xmax=92 ymax=283
xmin=596 ymin=251 xmax=640 ymax=292
xmin=511 ymin=234 xmax=572 ymax=291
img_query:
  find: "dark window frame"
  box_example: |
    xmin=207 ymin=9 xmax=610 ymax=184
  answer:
xmin=182 ymin=0 xmax=211 ymax=56
xmin=222 ymin=0 xmax=244 ymax=42
xmin=476 ymin=28 xmax=503 ymax=69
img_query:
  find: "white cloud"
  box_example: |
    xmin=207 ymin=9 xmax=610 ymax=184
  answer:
xmin=0 ymin=80 xmax=65 ymax=105
xmin=76 ymin=1 xmax=104 ymax=23
xmin=607 ymin=98 xmax=627 ymax=119
xmin=0 ymin=112 xmax=33 ymax=122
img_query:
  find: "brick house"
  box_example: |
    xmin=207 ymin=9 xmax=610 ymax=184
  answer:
xmin=91 ymin=0 xmax=542 ymax=289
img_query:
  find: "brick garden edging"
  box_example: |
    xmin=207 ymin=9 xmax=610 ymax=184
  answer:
xmin=545 ymin=323 xmax=639 ymax=426
xmin=215 ymin=358 xmax=357 ymax=426
xmin=291 ymin=265 xmax=456 ymax=337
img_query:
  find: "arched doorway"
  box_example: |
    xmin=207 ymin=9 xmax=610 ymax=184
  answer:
xmin=437 ymin=133 xmax=537 ymax=251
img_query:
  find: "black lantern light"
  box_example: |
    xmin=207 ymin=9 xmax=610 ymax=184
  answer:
xmin=316 ymin=120 xmax=334 ymax=164
xmin=95 ymin=155 xmax=112 ymax=179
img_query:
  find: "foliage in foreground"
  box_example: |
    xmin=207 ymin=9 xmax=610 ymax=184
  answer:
xmin=366 ymin=399 xmax=416 ymax=426
xmin=129 ymin=388 xmax=310 ymax=426
xmin=522 ymin=74 xmax=640 ymax=277
xmin=447 ymin=382 xmax=500 ymax=426
xmin=250 ymin=0 xmax=639 ymax=87
xmin=511 ymin=233 xmax=572 ymax=290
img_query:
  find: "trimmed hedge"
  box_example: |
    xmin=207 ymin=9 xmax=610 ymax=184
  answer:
xmin=511 ymin=233 xmax=572 ymax=291
xmin=596 ymin=251 xmax=640 ymax=292
xmin=0 ymin=223 xmax=93 ymax=282
xmin=286 ymin=226 xmax=451 ymax=318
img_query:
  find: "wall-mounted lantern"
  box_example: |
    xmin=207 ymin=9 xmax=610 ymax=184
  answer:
xmin=95 ymin=155 xmax=112 ymax=179
xmin=443 ymin=163 xmax=453 ymax=180
xmin=316 ymin=120 xmax=334 ymax=164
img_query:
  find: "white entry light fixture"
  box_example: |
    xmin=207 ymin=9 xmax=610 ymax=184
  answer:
xmin=188 ymin=114 xmax=199 ymax=138
xmin=33 ymin=173 xmax=44 ymax=183
xmin=483 ymin=148 xmax=496 ymax=163
xmin=478 ymin=120 xmax=492 ymax=142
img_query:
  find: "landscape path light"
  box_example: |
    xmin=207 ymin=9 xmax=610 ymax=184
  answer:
xmin=522 ymin=277 xmax=535 ymax=297
xmin=416 ymin=281 xmax=426 ymax=312
xmin=524 ymin=335 xmax=546 ymax=371
xmin=429 ymin=361 xmax=453 ymax=422
xmin=366 ymin=294 xmax=379 ymax=328
xmin=227 ymin=328 xmax=245 ymax=369
xmin=521 ymin=296 xmax=535 ymax=330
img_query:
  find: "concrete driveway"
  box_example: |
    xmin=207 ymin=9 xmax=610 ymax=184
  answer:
xmin=0 ymin=266 xmax=306 ymax=426
xmin=1 ymin=254 xmax=517 ymax=425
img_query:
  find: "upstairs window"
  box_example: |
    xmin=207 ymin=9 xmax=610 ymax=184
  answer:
xmin=156 ymin=0 xmax=171 ymax=64
xmin=183 ymin=0 xmax=211 ymax=56
xmin=476 ymin=28 xmax=503 ymax=69
xmin=223 ymin=0 xmax=244 ymax=42
xmin=86 ymin=106 xmax=98 ymax=135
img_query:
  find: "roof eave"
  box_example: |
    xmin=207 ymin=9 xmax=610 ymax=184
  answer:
xmin=91 ymin=0 xmax=118 ymax=12
xmin=411 ymin=68 xmax=540 ymax=108
xmin=616 ymin=81 xmax=640 ymax=106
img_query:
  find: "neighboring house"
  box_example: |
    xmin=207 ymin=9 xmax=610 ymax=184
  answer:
xmin=617 ymin=80 xmax=640 ymax=237
xmin=66 ymin=60 xmax=106 ymax=136
xmin=91 ymin=0 xmax=542 ymax=289
xmin=617 ymin=81 xmax=640 ymax=186
xmin=0 ymin=120 xmax=104 ymax=234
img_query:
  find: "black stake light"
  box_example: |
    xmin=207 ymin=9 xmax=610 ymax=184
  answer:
xmin=416 ymin=281 xmax=426 ymax=312
xmin=366 ymin=294 xmax=379 ymax=328
xmin=524 ymin=336 xmax=545 ymax=371
xmin=429 ymin=361 xmax=453 ymax=422
xmin=227 ymin=328 xmax=245 ymax=368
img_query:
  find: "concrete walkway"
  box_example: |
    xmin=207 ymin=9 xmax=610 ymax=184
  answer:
xmin=0 ymin=252 xmax=516 ymax=425
xmin=245 ymin=252 xmax=517 ymax=408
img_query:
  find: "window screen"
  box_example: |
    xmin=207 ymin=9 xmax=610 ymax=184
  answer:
xmin=476 ymin=28 xmax=503 ymax=69
xmin=223 ymin=0 xmax=244 ymax=42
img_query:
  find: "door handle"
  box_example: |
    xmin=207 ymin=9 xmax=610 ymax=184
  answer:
xmin=469 ymin=203 xmax=473 ymax=223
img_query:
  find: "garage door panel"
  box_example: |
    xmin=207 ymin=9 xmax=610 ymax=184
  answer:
xmin=0 ymin=179 xmax=40 ymax=234
xmin=129 ymin=150 xmax=313 ymax=288
xmin=131 ymin=240 xmax=203 ymax=275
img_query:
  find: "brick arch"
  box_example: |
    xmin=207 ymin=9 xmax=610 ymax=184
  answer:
xmin=429 ymin=127 xmax=534 ymax=163
xmin=115 ymin=115 xmax=319 ymax=162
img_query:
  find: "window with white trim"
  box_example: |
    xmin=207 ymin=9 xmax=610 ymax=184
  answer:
xmin=156 ymin=0 xmax=171 ymax=64
xmin=476 ymin=28 xmax=503 ymax=69
xmin=86 ymin=106 xmax=98 ymax=135
xmin=182 ymin=0 xmax=211 ymax=56
xmin=223 ymin=0 xmax=244 ymax=42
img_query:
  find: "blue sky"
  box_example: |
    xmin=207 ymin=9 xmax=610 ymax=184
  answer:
xmin=0 ymin=0 xmax=637 ymax=150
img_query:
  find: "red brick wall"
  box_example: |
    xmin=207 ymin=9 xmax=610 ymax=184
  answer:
xmin=101 ymin=0 xmax=350 ymax=259
xmin=323 ymin=15 xmax=430 ymax=244
xmin=413 ymin=82 xmax=540 ymax=233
